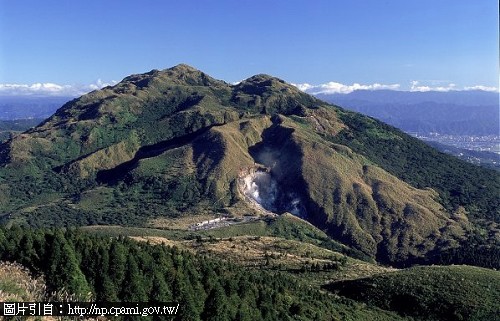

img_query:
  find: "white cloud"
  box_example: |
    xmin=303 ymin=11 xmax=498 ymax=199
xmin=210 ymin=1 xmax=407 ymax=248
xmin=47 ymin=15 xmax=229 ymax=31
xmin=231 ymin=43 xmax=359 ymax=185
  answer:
xmin=410 ymin=80 xmax=458 ymax=92
xmin=292 ymin=82 xmax=401 ymax=94
xmin=409 ymin=81 xmax=499 ymax=93
xmin=0 ymin=79 xmax=117 ymax=97
xmin=1 ymin=79 xmax=497 ymax=97
xmin=293 ymin=83 xmax=315 ymax=92
xmin=294 ymin=80 xmax=499 ymax=95
xmin=0 ymin=83 xmax=71 ymax=95
xmin=463 ymin=85 xmax=499 ymax=92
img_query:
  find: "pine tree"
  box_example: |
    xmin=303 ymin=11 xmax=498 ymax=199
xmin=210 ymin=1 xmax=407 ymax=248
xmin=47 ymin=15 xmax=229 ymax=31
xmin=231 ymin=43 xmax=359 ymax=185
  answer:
xmin=173 ymin=274 xmax=201 ymax=321
xmin=236 ymin=300 xmax=257 ymax=321
xmin=47 ymin=231 xmax=92 ymax=299
xmin=120 ymin=253 xmax=147 ymax=302
xmin=108 ymin=239 xmax=127 ymax=289
xmin=0 ymin=229 xmax=6 ymax=258
xmin=97 ymin=274 xmax=119 ymax=302
xmin=94 ymin=244 xmax=118 ymax=301
xmin=150 ymin=271 xmax=172 ymax=303
xmin=18 ymin=233 xmax=37 ymax=268
xmin=202 ymin=283 xmax=230 ymax=321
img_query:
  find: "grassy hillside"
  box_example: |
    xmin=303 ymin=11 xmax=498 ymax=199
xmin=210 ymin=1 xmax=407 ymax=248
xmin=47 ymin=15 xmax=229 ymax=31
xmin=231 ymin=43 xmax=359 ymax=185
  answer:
xmin=324 ymin=265 xmax=500 ymax=321
xmin=83 ymin=213 xmax=371 ymax=262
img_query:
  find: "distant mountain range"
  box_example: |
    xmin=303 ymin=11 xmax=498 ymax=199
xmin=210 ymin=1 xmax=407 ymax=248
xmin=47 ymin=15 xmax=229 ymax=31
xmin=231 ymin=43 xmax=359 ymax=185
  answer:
xmin=316 ymin=90 xmax=499 ymax=136
xmin=0 ymin=95 xmax=72 ymax=120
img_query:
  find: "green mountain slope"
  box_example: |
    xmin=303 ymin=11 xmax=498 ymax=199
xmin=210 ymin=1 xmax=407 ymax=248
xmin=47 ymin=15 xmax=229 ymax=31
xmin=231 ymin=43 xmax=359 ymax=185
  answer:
xmin=330 ymin=110 xmax=499 ymax=221
xmin=0 ymin=64 xmax=498 ymax=266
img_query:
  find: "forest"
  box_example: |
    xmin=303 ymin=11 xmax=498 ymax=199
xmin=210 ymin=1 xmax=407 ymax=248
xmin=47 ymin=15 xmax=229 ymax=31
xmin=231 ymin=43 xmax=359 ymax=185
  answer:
xmin=0 ymin=226 xmax=406 ymax=321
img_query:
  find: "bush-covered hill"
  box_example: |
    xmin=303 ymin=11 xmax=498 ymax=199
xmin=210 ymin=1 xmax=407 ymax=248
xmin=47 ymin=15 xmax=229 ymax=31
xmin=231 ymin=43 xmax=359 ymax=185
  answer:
xmin=330 ymin=109 xmax=499 ymax=221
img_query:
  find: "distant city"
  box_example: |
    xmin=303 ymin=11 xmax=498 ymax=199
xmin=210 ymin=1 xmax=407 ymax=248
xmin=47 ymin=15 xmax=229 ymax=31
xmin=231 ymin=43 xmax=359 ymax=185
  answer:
xmin=408 ymin=132 xmax=500 ymax=169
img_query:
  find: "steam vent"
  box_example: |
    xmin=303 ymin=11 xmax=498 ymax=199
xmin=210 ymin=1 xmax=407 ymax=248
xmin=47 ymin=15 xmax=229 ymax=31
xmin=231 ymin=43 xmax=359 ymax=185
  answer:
xmin=239 ymin=166 xmax=306 ymax=217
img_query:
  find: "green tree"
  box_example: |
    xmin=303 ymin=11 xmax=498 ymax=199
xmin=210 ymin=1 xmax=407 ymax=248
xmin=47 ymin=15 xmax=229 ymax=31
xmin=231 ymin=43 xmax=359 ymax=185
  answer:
xmin=150 ymin=271 xmax=172 ymax=303
xmin=236 ymin=299 xmax=261 ymax=321
xmin=97 ymin=274 xmax=119 ymax=302
xmin=95 ymin=244 xmax=119 ymax=301
xmin=108 ymin=239 xmax=127 ymax=288
xmin=173 ymin=275 xmax=201 ymax=321
xmin=47 ymin=231 xmax=92 ymax=298
xmin=120 ymin=253 xmax=147 ymax=302
xmin=18 ymin=233 xmax=38 ymax=268
xmin=202 ymin=283 xmax=230 ymax=321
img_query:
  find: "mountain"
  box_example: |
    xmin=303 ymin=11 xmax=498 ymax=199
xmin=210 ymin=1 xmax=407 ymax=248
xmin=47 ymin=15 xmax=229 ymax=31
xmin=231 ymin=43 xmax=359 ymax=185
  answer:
xmin=317 ymin=90 xmax=499 ymax=135
xmin=0 ymin=64 xmax=498 ymax=266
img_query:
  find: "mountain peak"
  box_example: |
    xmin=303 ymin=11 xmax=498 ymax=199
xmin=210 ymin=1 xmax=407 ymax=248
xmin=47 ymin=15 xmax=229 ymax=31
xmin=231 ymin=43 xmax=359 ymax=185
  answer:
xmin=116 ymin=64 xmax=225 ymax=90
xmin=231 ymin=73 xmax=321 ymax=115
xmin=158 ymin=64 xmax=226 ymax=87
xmin=235 ymin=73 xmax=300 ymax=96
xmin=168 ymin=63 xmax=200 ymax=73
xmin=240 ymin=74 xmax=287 ymax=87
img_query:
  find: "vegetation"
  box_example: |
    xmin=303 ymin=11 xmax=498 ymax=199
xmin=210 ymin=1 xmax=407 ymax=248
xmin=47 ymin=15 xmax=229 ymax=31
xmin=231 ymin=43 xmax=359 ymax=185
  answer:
xmin=201 ymin=214 xmax=371 ymax=261
xmin=409 ymin=232 xmax=500 ymax=269
xmin=0 ymin=226 xmax=411 ymax=321
xmin=0 ymin=261 xmax=46 ymax=302
xmin=324 ymin=265 xmax=500 ymax=321
xmin=82 ymin=214 xmax=372 ymax=263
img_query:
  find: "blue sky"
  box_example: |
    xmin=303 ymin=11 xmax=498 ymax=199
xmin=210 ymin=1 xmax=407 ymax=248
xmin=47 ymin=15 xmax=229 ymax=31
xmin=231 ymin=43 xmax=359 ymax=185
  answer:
xmin=0 ymin=0 xmax=498 ymax=95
